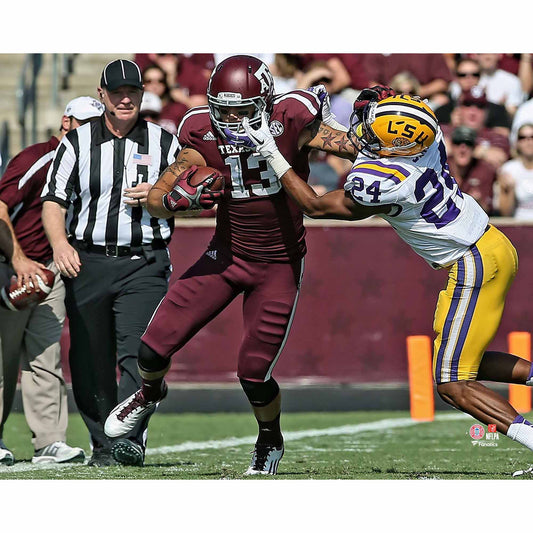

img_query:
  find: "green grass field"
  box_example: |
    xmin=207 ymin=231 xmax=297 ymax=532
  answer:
xmin=1 ymin=409 xmax=532 ymax=480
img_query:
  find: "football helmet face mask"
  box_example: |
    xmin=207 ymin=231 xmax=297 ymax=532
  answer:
xmin=348 ymin=95 xmax=438 ymax=158
xmin=207 ymin=55 xmax=275 ymax=140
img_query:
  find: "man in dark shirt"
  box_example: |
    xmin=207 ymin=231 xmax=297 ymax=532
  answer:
xmin=441 ymin=88 xmax=511 ymax=170
xmin=0 ymin=96 xmax=103 ymax=465
xmin=447 ymin=126 xmax=498 ymax=215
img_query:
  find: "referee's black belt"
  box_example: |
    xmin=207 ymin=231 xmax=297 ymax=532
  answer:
xmin=71 ymin=239 xmax=168 ymax=257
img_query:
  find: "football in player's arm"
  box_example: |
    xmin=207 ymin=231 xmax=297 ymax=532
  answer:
xmin=239 ymin=90 xmax=533 ymax=476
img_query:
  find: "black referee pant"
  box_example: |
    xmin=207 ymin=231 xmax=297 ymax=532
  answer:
xmin=63 ymin=246 xmax=170 ymax=451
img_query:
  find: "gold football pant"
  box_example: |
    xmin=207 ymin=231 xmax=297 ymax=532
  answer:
xmin=433 ymin=225 xmax=518 ymax=384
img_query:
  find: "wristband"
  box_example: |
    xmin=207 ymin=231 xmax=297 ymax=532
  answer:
xmin=268 ymin=150 xmax=292 ymax=178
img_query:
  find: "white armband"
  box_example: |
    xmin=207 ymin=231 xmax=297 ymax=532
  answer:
xmin=268 ymin=150 xmax=292 ymax=178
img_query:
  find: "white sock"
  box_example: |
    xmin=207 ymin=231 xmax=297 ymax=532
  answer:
xmin=507 ymin=415 xmax=533 ymax=451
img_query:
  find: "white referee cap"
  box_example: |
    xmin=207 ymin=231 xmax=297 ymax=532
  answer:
xmin=64 ymin=96 xmax=104 ymax=120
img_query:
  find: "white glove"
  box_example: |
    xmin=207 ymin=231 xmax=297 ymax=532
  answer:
xmin=241 ymin=112 xmax=292 ymax=178
xmin=307 ymin=84 xmax=349 ymax=132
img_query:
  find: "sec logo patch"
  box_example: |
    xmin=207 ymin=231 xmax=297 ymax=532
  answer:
xmin=269 ymin=120 xmax=284 ymax=137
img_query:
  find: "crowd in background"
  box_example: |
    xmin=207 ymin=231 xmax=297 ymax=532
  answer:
xmin=134 ymin=52 xmax=533 ymax=220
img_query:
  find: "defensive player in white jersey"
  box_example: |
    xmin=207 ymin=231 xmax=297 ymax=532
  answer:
xmin=235 ymin=93 xmax=533 ymax=475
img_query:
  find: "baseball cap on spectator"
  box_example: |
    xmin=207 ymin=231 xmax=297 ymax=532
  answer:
xmin=451 ymin=126 xmax=477 ymax=146
xmin=458 ymin=87 xmax=488 ymax=108
xmin=140 ymin=91 xmax=162 ymax=115
xmin=64 ymin=96 xmax=104 ymax=120
xmin=100 ymin=59 xmax=143 ymax=91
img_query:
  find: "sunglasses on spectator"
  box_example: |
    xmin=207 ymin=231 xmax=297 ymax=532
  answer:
xmin=144 ymin=78 xmax=165 ymax=84
xmin=518 ymin=134 xmax=533 ymax=140
xmin=457 ymin=72 xmax=481 ymax=78
xmin=461 ymin=101 xmax=486 ymax=109
xmin=452 ymin=140 xmax=475 ymax=147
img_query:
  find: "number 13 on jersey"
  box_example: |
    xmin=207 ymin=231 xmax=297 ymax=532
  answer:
xmin=224 ymin=154 xmax=281 ymax=198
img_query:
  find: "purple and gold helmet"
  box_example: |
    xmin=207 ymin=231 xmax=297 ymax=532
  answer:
xmin=349 ymin=95 xmax=438 ymax=158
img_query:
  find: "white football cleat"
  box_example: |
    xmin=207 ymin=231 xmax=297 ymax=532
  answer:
xmin=244 ymin=443 xmax=284 ymax=476
xmin=104 ymin=383 xmax=167 ymax=438
xmin=31 ymin=441 xmax=85 ymax=464
xmin=0 ymin=440 xmax=14 ymax=466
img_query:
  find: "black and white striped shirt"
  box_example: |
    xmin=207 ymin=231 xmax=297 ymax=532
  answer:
xmin=42 ymin=116 xmax=180 ymax=247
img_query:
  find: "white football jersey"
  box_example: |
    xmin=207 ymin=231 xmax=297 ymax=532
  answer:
xmin=344 ymin=128 xmax=489 ymax=269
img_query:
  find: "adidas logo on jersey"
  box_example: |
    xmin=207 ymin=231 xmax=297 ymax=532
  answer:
xmin=203 ymin=131 xmax=216 ymax=141
xmin=206 ymin=250 xmax=217 ymax=260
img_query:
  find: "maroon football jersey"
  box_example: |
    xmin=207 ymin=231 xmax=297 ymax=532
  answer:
xmin=178 ymin=90 xmax=320 ymax=262
xmin=0 ymin=136 xmax=59 ymax=262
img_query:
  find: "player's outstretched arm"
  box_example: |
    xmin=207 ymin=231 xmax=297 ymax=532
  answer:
xmin=280 ymin=169 xmax=389 ymax=221
xmin=147 ymin=148 xmax=206 ymax=218
xmin=236 ymin=112 xmax=389 ymax=221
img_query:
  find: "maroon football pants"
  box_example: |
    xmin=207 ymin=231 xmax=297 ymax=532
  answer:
xmin=142 ymin=249 xmax=304 ymax=381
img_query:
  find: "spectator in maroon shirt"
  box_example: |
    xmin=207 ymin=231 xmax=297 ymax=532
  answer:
xmin=447 ymin=126 xmax=498 ymax=214
xmin=0 ymin=97 xmax=103 ymax=466
xmin=359 ymin=53 xmax=452 ymax=107
xmin=135 ymin=53 xmax=209 ymax=109
xmin=141 ymin=65 xmax=187 ymax=135
xmin=442 ymin=87 xmax=511 ymax=170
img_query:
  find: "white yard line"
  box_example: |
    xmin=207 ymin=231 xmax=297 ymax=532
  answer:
xmin=147 ymin=412 xmax=468 ymax=455
xmin=0 ymin=412 xmax=469 ymax=472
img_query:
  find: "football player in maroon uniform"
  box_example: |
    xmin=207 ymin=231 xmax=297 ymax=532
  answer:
xmin=104 ymin=55 xmax=362 ymax=474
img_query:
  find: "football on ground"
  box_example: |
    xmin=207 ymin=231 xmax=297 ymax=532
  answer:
xmin=0 ymin=269 xmax=55 ymax=311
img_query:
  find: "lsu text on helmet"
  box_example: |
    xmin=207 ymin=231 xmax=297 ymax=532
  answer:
xmin=207 ymin=55 xmax=275 ymax=140
xmin=349 ymin=95 xmax=437 ymax=158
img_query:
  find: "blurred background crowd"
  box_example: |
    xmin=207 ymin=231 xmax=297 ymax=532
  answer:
xmin=4 ymin=52 xmax=533 ymax=220
xmin=131 ymin=52 xmax=533 ymax=220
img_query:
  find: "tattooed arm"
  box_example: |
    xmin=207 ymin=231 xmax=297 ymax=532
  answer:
xmin=146 ymin=148 xmax=207 ymax=218
xmin=299 ymin=120 xmax=357 ymax=160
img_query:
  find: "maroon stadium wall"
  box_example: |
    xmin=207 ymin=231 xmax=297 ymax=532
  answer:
xmin=60 ymin=219 xmax=533 ymax=384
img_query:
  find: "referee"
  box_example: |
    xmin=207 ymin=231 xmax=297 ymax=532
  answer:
xmin=42 ymin=59 xmax=180 ymax=467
